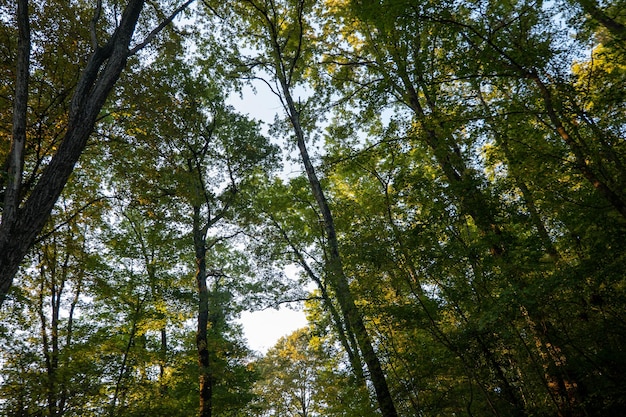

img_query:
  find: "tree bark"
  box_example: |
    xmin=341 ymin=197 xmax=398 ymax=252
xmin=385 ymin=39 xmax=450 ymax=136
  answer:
xmin=0 ymin=0 xmax=193 ymax=306
xmin=0 ymin=0 xmax=146 ymax=305
xmin=194 ymin=205 xmax=213 ymax=417
xmin=0 ymin=0 xmax=30 ymax=301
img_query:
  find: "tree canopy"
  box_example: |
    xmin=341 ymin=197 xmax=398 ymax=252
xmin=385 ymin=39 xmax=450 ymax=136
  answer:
xmin=1 ymin=0 xmax=625 ymax=416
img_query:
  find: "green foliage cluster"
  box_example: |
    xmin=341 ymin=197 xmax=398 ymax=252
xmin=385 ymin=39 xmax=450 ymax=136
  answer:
xmin=1 ymin=0 xmax=626 ymax=416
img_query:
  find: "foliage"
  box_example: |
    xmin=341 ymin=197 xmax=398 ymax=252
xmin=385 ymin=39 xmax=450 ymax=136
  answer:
xmin=247 ymin=327 xmax=375 ymax=417
xmin=1 ymin=0 xmax=626 ymax=416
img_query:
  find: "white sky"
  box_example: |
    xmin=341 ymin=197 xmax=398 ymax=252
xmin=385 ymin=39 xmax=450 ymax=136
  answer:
xmin=227 ymin=83 xmax=283 ymax=129
xmin=239 ymin=308 xmax=308 ymax=353
xmin=228 ymin=83 xmax=310 ymax=353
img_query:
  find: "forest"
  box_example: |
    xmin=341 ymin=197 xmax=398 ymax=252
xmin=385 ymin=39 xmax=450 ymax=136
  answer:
xmin=1 ymin=0 xmax=625 ymax=416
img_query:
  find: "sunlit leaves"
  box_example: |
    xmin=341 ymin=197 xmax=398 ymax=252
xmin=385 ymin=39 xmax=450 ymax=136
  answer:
xmin=249 ymin=327 xmax=374 ymax=416
xmin=2 ymin=0 xmax=626 ymax=415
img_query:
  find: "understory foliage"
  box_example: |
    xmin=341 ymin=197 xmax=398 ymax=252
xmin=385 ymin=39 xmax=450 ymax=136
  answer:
xmin=1 ymin=0 xmax=625 ymax=416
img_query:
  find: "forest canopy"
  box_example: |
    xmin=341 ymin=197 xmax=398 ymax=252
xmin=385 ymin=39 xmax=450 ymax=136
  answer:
xmin=1 ymin=0 xmax=625 ymax=416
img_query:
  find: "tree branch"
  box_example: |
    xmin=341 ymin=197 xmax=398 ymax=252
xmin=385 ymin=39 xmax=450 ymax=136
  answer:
xmin=90 ymin=0 xmax=103 ymax=49
xmin=129 ymin=0 xmax=196 ymax=55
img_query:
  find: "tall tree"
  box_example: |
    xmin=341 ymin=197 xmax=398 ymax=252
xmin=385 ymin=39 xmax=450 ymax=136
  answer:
xmin=227 ymin=0 xmax=399 ymax=415
xmin=105 ymin=46 xmax=279 ymax=415
xmin=0 ymin=0 xmax=193 ymax=305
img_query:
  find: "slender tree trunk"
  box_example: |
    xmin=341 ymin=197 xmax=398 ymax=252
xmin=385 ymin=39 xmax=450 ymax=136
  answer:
xmin=269 ymin=215 xmax=366 ymax=384
xmin=60 ymin=263 xmax=83 ymax=414
xmin=110 ymin=299 xmax=142 ymax=417
xmin=297 ymin=140 xmax=398 ymax=417
xmin=38 ymin=274 xmax=56 ymax=417
xmin=282 ymin=86 xmax=399 ymax=417
xmin=0 ymin=0 xmax=30 ymax=302
xmin=160 ymin=327 xmax=167 ymax=381
xmin=246 ymin=1 xmax=398 ymax=413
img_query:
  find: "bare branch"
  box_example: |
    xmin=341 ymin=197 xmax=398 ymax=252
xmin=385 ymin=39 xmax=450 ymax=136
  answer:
xmin=90 ymin=0 xmax=103 ymax=49
xmin=269 ymin=295 xmax=323 ymax=308
xmin=129 ymin=0 xmax=196 ymax=55
xmin=34 ymin=196 xmax=111 ymax=244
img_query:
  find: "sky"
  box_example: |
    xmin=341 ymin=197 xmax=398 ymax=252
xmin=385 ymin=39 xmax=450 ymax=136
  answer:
xmin=238 ymin=307 xmax=308 ymax=353
xmin=227 ymin=83 xmax=311 ymax=353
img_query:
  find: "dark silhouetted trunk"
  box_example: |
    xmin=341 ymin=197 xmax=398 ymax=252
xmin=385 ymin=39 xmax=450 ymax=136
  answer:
xmin=194 ymin=205 xmax=213 ymax=417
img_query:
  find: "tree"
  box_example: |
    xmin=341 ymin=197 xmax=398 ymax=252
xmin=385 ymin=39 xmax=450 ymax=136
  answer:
xmin=0 ymin=0 xmax=193 ymax=305
xmin=249 ymin=327 xmax=374 ymax=417
xmin=318 ymin=0 xmax=626 ymax=414
xmin=226 ymin=0 xmax=399 ymax=415
xmin=104 ymin=45 xmax=279 ymax=415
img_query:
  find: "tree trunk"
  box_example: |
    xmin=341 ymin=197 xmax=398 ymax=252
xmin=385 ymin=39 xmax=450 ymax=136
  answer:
xmin=269 ymin=215 xmax=366 ymax=384
xmin=160 ymin=327 xmax=167 ymax=381
xmin=194 ymin=205 xmax=213 ymax=417
xmin=110 ymin=299 xmax=142 ymax=417
xmin=0 ymin=0 xmax=30 ymax=302
xmin=0 ymin=0 xmax=147 ymax=305
xmin=282 ymin=85 xmax=399 ymax=417
xmin=248 ymin=2 xmax=399 ymax=413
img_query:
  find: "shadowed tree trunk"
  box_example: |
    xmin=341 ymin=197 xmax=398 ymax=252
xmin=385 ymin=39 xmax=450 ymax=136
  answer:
xmin=0 ymin=0 xmax=193 ymax=306
xmin=194 ymin=204 xmax=213 ymax=417
xmin=240 ymin=1 xmax=399 ymax=414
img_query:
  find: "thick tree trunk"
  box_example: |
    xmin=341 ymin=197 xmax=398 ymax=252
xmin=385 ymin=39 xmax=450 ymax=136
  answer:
xmin=194 ymin=206 xmax=213 ymax=417
xmin=3 ymin=0 xmax=29 ymax=226
xmin=0 ymin=0 xmax=147 ymax=306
